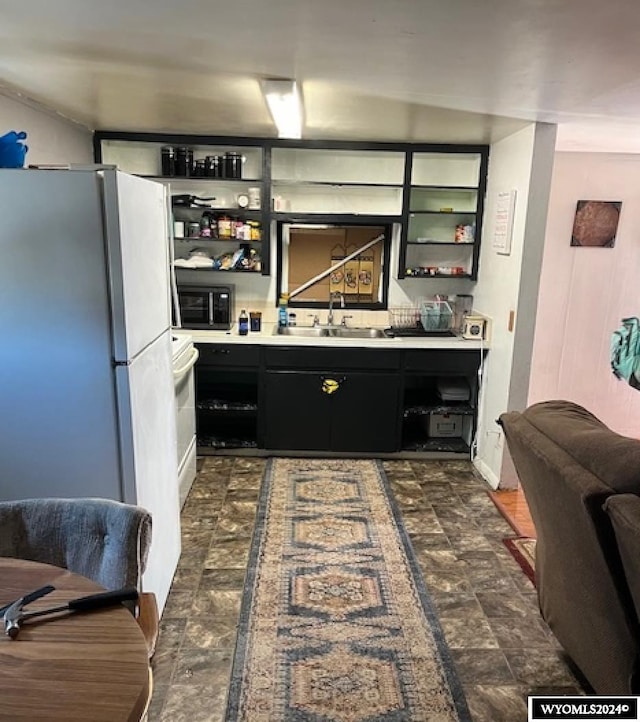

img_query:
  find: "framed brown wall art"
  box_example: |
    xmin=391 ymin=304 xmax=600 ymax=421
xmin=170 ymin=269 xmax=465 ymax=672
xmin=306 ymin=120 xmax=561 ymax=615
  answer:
xmin=571 ymin=200 xmax=622 ymax=248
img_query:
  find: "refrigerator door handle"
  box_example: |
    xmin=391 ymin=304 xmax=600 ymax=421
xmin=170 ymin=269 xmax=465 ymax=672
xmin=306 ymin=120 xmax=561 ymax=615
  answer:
xmin=208 ymin=292 xmax=214 ymax=325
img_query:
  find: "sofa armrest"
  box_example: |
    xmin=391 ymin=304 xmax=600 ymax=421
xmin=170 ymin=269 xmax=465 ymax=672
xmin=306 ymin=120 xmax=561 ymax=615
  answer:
xmin=604 ymin=494 xmax=640 ymax=622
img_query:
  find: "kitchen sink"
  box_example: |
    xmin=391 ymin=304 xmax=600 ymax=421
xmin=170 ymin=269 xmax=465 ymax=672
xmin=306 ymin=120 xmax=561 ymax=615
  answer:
xmin=326 ymin=327 xmax=387 ymax=339
xmin=275 ymin=326 xmax=329 ymax=337
xmin=274 ymin=326 xmax=387 ymax=339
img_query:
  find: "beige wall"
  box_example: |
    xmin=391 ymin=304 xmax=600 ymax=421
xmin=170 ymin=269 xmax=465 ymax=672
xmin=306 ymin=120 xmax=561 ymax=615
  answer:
xmin=529 ymin=152 xmax=640 ymax=437
xmin=471 ymin=123 xmax=557 ymax=489
xmin=0 ymin=90 xmax=92 ymax=165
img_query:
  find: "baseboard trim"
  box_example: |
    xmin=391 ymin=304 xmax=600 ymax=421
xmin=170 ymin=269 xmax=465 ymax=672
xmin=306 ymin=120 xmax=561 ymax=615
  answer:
xmin=472 ymin=457 xmax=500 ymax=489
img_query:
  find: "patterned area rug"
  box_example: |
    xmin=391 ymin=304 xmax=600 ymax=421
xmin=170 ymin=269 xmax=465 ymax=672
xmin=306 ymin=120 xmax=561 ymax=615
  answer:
xmin=503 ymin=537 xmax=537 ymax=586
xmin=225 ymin=458 xmax=471 ymax=722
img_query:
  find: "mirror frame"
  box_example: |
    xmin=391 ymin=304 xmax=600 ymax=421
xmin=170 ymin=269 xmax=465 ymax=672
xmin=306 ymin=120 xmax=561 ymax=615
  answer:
xmin=275 ymin=220 xmax=393 ymax=310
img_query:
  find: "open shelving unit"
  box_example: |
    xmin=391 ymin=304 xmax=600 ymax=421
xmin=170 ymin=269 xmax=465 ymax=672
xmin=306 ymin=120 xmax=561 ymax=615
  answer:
xmin=98 ymin=137 xmax=270 ymax=276
xmin=399 ymin=150 xmax=488 ymax=280
xmin=95 ymin=133 xmax=489 ymax=284
xmin=399 ymin=371 xmax=477 ymax=455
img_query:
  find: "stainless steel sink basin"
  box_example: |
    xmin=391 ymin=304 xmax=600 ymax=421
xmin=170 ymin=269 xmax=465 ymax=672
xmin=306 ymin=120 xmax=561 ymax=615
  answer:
xmin=274 ymin=326 xmax=329 ymax=337
xmin=274 ymin=325 xmax=388 ymax=339
xmin=326 ymin=327 xmax=387 ymax=339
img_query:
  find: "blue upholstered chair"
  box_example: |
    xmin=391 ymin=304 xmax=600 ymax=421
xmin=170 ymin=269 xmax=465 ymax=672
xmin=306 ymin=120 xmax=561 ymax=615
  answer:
xmin=0 ymin=497 xmax=158 ymax=658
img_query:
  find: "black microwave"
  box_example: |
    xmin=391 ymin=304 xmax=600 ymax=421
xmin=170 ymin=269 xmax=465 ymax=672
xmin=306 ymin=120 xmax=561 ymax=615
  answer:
xmin=176 ymin=284 xmax=234 ymax=330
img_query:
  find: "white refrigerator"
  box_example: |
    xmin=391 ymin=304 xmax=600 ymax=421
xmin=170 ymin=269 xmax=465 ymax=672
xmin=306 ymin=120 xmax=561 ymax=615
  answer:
xmin=0 ymin=168 xmax=181 ymax=613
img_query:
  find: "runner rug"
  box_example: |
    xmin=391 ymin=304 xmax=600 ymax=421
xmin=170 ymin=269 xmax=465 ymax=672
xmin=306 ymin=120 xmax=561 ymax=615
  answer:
xmin=225 ymin=458 xmax=471 ymax=722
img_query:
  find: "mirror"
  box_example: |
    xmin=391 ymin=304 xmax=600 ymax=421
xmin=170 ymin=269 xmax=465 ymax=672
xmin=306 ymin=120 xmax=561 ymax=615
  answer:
xmin=277 ymin=222 xmax=391 ymax=309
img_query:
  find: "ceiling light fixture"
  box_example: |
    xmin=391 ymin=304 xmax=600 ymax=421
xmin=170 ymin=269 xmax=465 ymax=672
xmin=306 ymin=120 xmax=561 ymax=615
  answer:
xmin=262 ymin=79 xmax=303 ymax=139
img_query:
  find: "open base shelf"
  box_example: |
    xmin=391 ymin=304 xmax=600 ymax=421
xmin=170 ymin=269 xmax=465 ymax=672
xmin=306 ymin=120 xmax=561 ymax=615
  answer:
xmin=197 ymin=398 xmax=258 ymax=414
xmin=197 ymin=436 xmax=259 ymax=450
xmin=401 ymin=437 xmax=470 ymax=454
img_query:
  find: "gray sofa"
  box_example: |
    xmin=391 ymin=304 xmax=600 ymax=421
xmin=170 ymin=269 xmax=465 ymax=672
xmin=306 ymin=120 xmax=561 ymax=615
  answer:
xmin=500 ymin=400 xmax=640 ymax=694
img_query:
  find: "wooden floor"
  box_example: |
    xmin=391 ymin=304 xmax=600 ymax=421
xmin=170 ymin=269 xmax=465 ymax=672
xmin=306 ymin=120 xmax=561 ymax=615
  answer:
xmin=488 ymin=487 xmax=536 ymax=538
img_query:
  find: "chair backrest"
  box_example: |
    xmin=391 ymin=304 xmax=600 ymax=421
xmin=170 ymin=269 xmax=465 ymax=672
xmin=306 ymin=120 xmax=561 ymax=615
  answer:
xmin=0 ymin=498 xmax=152 ymax=590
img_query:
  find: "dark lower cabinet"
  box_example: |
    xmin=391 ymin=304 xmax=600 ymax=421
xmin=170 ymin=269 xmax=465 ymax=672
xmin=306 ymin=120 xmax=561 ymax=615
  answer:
xmin=194 ymin=342 xmax=483 ymax=456
xmin=195 ymin=344 xmax=260 ymax=450
xmin=329 ymin=372 xmax=400 ymax=452
xmin=264 ymin=371 xmax=332 ymax=451
xmin=264 ymin=370 xmax=400 ymax=452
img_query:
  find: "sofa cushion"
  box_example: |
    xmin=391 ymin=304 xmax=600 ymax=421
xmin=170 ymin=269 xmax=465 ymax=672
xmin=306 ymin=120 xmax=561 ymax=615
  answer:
xmin=522 ymin=400 xmax=640 ymax=493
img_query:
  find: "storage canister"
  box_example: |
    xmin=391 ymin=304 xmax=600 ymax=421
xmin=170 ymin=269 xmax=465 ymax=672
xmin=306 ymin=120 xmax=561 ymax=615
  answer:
xmin=205 ymin=155 xmax=222 ymax=177
xmin=249 ymin=311 xmax=262 ymax=332
xmin=176 ymin=147 xmax=193 ymax=177
xmin=224 ymin=151 xmax=242 ymax=179
xmin=173 ymin=220 xmax=185 ymax=238
xmin=161 ymin=146 xmax=176 ymax=176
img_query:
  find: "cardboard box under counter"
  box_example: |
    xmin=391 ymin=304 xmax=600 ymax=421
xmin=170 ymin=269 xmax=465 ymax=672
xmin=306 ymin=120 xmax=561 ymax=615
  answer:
xmin=424 ymin=413 xmax=463 ymax=438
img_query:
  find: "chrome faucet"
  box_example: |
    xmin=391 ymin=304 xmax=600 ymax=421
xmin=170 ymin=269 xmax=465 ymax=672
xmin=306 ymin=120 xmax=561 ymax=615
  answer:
xmin=327 ymin=292 xmax=345 ymax=326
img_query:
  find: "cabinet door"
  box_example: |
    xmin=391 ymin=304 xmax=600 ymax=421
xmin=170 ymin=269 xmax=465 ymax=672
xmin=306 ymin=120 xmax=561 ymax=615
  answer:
xmin=264 ymin=371 xmax=331 ymax=450
xmin=330 ymin=372 xmax=400 ymax=452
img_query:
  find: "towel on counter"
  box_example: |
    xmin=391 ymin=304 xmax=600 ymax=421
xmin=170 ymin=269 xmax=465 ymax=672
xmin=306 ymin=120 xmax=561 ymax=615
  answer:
xmin=174 ymin=256 xmax=215 ymax=269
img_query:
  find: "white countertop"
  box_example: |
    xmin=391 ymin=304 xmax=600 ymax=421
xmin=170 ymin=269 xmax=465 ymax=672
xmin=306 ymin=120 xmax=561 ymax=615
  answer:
xmin=172 ymin=324 xmax=487 ymax=350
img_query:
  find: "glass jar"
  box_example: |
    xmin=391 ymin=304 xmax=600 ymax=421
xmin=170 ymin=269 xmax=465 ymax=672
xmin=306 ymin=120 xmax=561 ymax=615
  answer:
xmin=248 ymin=221 xmax=261 ymax=241
xmin=217 ymin=215 xmax=232 ymax=239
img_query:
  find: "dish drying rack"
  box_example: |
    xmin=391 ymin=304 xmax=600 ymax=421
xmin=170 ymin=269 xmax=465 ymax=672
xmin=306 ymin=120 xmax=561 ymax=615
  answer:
xmin=388 ymin=299 xmax=454 ymax=332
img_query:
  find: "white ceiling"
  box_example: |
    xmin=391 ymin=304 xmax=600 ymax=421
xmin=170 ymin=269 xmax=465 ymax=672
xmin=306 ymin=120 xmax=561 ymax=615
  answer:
xmin=2 ymin=0 xmax=640 ymax=150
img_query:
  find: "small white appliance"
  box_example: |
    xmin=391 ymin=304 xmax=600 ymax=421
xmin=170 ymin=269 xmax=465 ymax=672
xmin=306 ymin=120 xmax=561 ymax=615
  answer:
xmin=462 ymin=315 xmax=486 ymax=340
xmin=172 ymin=334 xmax=198 ymax=507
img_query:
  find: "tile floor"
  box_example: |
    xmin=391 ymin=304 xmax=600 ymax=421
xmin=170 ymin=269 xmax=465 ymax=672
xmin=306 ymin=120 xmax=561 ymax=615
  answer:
xmin=148 ymin=457 xmax=586 ymax=722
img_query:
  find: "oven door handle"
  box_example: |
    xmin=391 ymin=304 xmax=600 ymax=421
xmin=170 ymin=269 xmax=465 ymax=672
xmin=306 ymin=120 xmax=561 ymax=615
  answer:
xmin=173 ymin=347 xmax=200 ymax=381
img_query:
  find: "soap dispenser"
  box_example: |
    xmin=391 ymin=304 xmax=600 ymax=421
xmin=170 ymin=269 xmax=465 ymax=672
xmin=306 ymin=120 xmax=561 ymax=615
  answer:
xmin=278 ymin=293 xmax=289 ymax=327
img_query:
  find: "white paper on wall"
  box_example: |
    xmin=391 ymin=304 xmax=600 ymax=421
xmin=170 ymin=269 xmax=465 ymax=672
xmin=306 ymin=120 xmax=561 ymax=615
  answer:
xmin=493 ymin=189 xmax=517 ymax=255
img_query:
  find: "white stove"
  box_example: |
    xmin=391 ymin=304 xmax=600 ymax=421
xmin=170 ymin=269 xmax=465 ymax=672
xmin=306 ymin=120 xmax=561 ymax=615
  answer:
xmin=172 ymin=334 xmax=198 ymax=507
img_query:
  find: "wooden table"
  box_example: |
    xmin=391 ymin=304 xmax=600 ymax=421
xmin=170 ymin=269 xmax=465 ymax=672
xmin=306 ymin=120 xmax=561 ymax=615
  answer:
xmin=0 ymin=558 xmax=150 ymax=721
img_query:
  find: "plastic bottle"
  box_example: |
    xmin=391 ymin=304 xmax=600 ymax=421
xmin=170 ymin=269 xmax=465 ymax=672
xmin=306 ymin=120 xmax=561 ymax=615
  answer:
xmin=238 ymin=309 xmax=249 ymax=336
xmin=278 ymin=294 xmax=289 ymax=328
